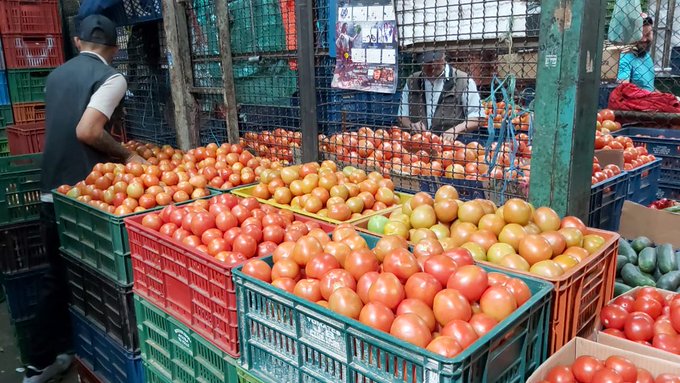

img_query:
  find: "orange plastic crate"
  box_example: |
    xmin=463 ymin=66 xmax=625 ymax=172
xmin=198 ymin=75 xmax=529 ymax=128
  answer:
xmin=12 ymin=102 xmax=44 ymax=123
xmin=7 ymin=122 xmax=44 ymax=154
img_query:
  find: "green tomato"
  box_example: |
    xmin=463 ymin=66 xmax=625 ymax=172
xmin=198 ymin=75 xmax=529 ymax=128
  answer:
xmin=367 ymin=215 xmax=389 ymax=234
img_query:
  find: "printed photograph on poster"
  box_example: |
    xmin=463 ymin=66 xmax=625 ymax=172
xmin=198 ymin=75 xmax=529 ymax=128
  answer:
xmin=332 ymin=0 xmax=398 ymax=94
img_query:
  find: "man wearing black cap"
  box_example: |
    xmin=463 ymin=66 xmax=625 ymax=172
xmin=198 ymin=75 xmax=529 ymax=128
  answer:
xmin=26 ymin=15 xmax=143 ymax=383
xmin=398 ymin=51 xmax=484 ymax=138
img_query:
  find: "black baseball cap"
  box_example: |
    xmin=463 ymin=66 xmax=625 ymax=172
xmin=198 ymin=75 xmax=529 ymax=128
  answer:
xmin=78 ymin=14 xmax=117 ymax=47
xmin=418 ymin=51 xmax=445 ymax=63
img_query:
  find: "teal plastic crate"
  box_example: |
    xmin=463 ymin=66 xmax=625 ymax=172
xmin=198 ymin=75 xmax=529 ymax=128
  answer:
xmin=234 ymin=257 xmax=553 ymax=383
xmin=0 ymin=104 xmax=14 ymax=128
xmin=8 ymin=68 xmax=50 ymax=103
xmin=143 ymin=361 xmax=172 ymax=383
xmin=134 ymin=295 xmax=240 ymax=383
xmin=0 ymin=154 xmax=41 ymax=224
xmin=0 ymin=138 xmax=8 ymax=156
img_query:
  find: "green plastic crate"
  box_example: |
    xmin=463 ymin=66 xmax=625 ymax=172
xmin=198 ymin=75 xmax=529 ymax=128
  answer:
xmin=134 ymin=295 xmax=240 ymax=383
xmin=0 ymin=154 xmax=41 ymax=224
xmin=235 ymin=258 xmax=553 ymax=383
xmin=8 ymin=68 xmax=50 ymax=103
xmin=237 ymin=367 xmax=265 ymax=383
xmin=0 ymin=138 xmax=8 ymax=156
xmin=143 ymin=362 xmax=172 ymax=383
xmin=0 ymin=105 xmax=13 ymax=127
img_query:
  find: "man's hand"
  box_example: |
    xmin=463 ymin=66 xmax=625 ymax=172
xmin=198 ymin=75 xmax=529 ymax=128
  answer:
xmin=409 ymin=121 xmax=426 ymax=132
xmin=126 ymin=153 xmax=148 ymax=164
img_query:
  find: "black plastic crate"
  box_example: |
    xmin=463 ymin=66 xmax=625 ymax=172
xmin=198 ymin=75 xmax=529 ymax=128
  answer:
xmin=0 ymin=220 xmax=47 ymax=275
xmin=63 ymin=254 xmax=137 ymax=352
xmin=2 ymin=265 xmax=48 ymax=321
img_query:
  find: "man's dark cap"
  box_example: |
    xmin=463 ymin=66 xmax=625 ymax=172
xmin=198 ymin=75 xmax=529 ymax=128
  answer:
xmin=78 ymin=14 xmax=117 ymax=47
xmin=418 ymin=51 xmax=445 ymax=63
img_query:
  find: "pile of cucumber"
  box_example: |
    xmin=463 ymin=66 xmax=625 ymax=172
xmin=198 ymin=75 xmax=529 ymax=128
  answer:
xmin=616 ymin=236 xmax=680 ymax=295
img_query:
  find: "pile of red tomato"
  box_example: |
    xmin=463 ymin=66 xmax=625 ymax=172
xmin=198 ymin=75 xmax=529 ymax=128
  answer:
xmin=596 ymin=109 xmax=621 ymax=133
xmin=594 ymin=131 xmax=657 ymax=172
xmin=600 ymin=288 xmax=680 ymax=355
xmin=241 ymin=128 xmax=301 ymax=163
xmin=591 ymin=157 xmax=623 ymax=185
xmin=241 ymin=225 xmax=532 ymax=358
xmin=141 ymin=194 xmax=328 ymax=265
xmin=540 ymin=354 xmax=680 ymax=383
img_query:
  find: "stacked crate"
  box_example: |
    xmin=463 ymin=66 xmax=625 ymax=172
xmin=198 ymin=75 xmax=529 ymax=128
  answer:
xmin=0 ymin=0 xmax=63 ymax=155
xmin=0 ymin=153 xmax=46 ymax=362
xmin=0 ymin=37 xmax=11 ymax=155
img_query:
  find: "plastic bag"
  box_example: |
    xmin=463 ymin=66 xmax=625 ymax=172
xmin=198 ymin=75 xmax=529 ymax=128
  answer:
xmin=608 ymin=0 xmax=643 ymax=44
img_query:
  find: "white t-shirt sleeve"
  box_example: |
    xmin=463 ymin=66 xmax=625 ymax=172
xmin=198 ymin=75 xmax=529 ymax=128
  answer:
xmin=463 ymin=78 xmax=484 ymax=119
xmin=87 ymin=74 xmax=127 ymax=119
xmin=398 ymin=82 xmax=410 ymax=117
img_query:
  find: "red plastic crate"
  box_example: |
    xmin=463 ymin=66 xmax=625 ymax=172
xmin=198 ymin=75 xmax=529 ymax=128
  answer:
xmin=125 ymin=210 xmax=335 ymax=358
xmin=12 ymin=102 xmax=44 ymax=123
xmin=0 ymin=1 xmax=60 ymax=35
xmin=7 ymin=122 xmax=44 ymax=154
xmin=2 ymin=34 xmax=64 ymax=69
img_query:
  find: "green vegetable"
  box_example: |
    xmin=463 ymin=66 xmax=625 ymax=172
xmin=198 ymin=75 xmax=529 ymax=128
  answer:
xmin=621 ymin=263 xmax=656 ymax=287
xmin=616 ymin=254 xmax=629 ymax=273
xmin=614 ymin=281 xmax=633 ymax=296
xmin=657 ymin=244 xmax=677 ymax=274
xmin=618 ymin=239 xmax=638 ymax=264
xmin=638 ymin=247 xmax=657 ymax=273
xmin=631 ymin=237 xmax=654 ymax=253
xmin=656 ymin=271 xmax=680 ymax=292
xmin=653 ymin=268 xmax=663 ymax=281
xmin=665 ymin=205 xmax=680 ymax=213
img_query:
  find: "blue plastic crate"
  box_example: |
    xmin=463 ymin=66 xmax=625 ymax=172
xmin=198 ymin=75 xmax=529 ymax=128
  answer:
xmin=657 ymin=182 xmax=680 ymax=201
xmin=598 ymin=83 xmax=618 ymax=109
xmin=367 ymin=92 xmax=401 ymax=127
xmin=661 ymin=157 xmax=680 ymax=185
xmin=2 ymin=265 xmax=48 ymax=322
xmin=626 ymin=158 xmax=662 ymax=205
xmin=613 ymin=127 xmax=680 ymax=158
xmin=123 ymin=0 xmax=162 ymax=25
xmin=0 ymin=71 xmax=9 ymax=105
xmin=588 ymin=171 xmax=629 ymax=231
xmin=70 ymin=308 xmax=143 ymax=383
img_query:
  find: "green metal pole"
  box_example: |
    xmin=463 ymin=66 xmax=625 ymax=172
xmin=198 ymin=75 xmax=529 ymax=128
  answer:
xmin=529 ymin=0 xmax=608 ymax=219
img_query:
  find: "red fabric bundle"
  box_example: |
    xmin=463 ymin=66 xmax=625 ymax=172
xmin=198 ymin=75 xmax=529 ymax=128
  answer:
xmin=608 ymin=83 xmax=680 ymax=113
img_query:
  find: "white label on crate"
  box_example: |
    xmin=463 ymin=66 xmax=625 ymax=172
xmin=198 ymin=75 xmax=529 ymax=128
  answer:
xmin=174 ymin=328 xmax=192 ymax=349
xmin=424 ymin=370 xmax=440 ymax=383
xmin=300 ymin=316 xmax=344 ymax=354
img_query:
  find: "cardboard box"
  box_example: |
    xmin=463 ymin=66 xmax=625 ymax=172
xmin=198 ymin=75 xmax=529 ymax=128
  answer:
xmin=497 ymin=45 xmax=622 ymax=80
xmin=619 ymin=200 xmax=680 ymax=248
xmin=527 ymin=337 xmax=680 ymax=382
xmin=594 ymin=149 xmax=624 ymax=169
xmin=595 ymin=287 xmax=680 ymax=364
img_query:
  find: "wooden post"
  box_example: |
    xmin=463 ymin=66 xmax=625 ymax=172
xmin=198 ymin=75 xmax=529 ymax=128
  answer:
xmin=162 ymin=0 xmax=200 ymax=150
xmin=215 ymin=0 xmax=240 ymax=144
xmin=529 ymin=0 xmax=608 ymax=219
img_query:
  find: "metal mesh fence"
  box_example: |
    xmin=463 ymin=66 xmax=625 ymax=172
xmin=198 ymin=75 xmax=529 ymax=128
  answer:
xmin=114 ymin=21 xmax=177 ymax=146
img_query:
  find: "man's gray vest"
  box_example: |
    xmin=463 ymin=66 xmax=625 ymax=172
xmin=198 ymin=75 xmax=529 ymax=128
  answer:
xmin=41 ymin=53 xmax=123 ymax=192
xmin=406 ymin=67 xmax=470 ymax=134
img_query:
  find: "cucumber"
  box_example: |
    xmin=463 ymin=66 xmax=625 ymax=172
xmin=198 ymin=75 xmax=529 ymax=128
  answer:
xmin=638 ymin=247 xmax=657 ymax=273
xmin=653 ymin=268 xmax=663 ymax=281
xmin=676 ymin=251 xmax=680 ymax=271
xmin=657 ymin=244 xmax=677 ymax=274
xmin=631 ymin=237 xmax=654 ymax=253
xmin=657 ymin=271 xmax=680 ymax=292
xmin=614 ymin=282 xmax=633 ymax=296
xmin=616 ymin=254 xmax=629 ymax=274
xmin=621 ymin=263 xmax=656 ymax=287
xmin=618 ymin=239 xmax=638 ymax=264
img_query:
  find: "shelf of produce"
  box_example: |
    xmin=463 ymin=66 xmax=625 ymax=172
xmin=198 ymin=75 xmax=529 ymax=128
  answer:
xmin=126 ymin=207 xmax=336 ymax=358
xmin=63 ymin=254 xmax=137 ymax=352
xmin=231 ymin=184 xmax=411 ymax=224
xmin=475 ymin=228 xmax=620 ymax=354
xmin=0 ymin=153 xmax=41 ymax=225
xmin=134 ymin=295 xmax=240 ymax=383
xmin=234 ymin=257 xmax=553 ymax=383
xmin=0 ymin=220 xmax=47 ymax=275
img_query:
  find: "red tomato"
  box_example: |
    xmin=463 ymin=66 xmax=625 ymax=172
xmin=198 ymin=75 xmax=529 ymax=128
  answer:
xmin=669 ymin=305 xmax=680 ymax=334
xmin=262 ymin=225 xmax=285 ymax=244
xmin=652 ymin=333 xmax=680 ymax=354
xmin=591 ymin=368 xmax=623 ymax=383
xmin=636 ymin=287 xmax=665 ymax=305
xmin=602 ymin=328 xmax=626 ymax=338
xmin=182 ymin=235 xmax=202 ymax=248
xmin=232 ymin=234 xmax=257 ymax=258
xmin=242 ymin=259 xmax=272 ymax=282
xmin=396 ymin=299 xmax=436 ymax=331
xmin=447 ymin=265 xmax=488 ymax=302
xmin=655 ymin=373 xmax=680 ymax=383
xmin=328 ymin=287 xmax=363 ymax=319
xmin=242 ymin=224 xmax=263 ymax=242
xmin=344 ymin=249 xmax=380 ymax=281
xmin=172 ymin=228 xmax=191 ymax=242
xmin=571 ymin=355 xmax=604 ymax=383
xmin=389 ymin=313 xmax=432 ymax=348
xmin=426 ymin=336 xmax=462 ymax=358
xmin=356 ymin=271 xmax=380 ymax=304
xmin=257 ymin=241 xmax=277 ymax=258
xmin=423 ymin=254 xmax=458 ymax=286
xmin=168 ymin=209 xmax=187 ymax=227
xmin=404 ymin=272 xmax=442 ymax=307
xmin=503 ymin=278 xmax=531 ymax=306
xmin=604 ymin=356 xmax=637 ymax=382
xmin=546 ymin=366 xmax=576 ymax=383
xmin=305 ymin=254 xmax=341 ymax=280
xmin=159 ymin=222 xmax=178 ymax=237
xmin=382 ymin=248 xmax=420 ymax=283
xmin=294 ymin=279 xmax=322 ymax=302
xmin=368 ymin=272 xmax=406 ymax=311
xmin=468 ymin=313 xmax=498 ymax=337
xmin=190 ymin=213 xmax=216 ymax=237
xmin=359 ymin=302 xmax=395 ymax=332
xmin=142 ymin=213 xmax=163 ymax=231
xmin=441 ymin=319 xmax=479 ymax=349
xmin=292 ymin=236 xmax=324 ymax=267
xmin=319 ymin=269 xmax=356 ymax=301
xmin=271 ymin=277 xmax=296 ymax=293
xmin=201 ymin=228 xmax=223 ymax=246
xmin=613 ymin=295 xmax=636 ymax=313
xmin=600 ymin=305 xmax=629 ymax=330
xmin=633 ymin=296 xmax=663 ymax=319
xmin=487 ymin=272 xmax=510 ymax=286
xmin=442 ymin=248 xmax=474 ymax=266
xmin=271 ymin=259 xmax=300 ymax=281
xmin=216 ymin=251 xmax=247 ymax=266
xmin=480 ymin=285 xmax=518 ymax=322
xmin=215 ymin=211 xmax=238 ymax=232
xmin=635 ymin=368 xmax=654 ymax=383
xmin=433 ymin=289 xmax=472 ymax=325
xmin=624 ymin=312 xmax=654 ymax=341
xmin=207 ymin=238 xmax=229 ymax=256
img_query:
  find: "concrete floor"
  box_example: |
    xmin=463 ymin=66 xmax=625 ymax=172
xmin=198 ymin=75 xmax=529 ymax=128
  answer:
xmin=0 ymin=301 xmax=77 ymax=383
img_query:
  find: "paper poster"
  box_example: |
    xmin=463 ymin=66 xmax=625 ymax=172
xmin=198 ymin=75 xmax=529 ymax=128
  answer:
xmin=332 ymin=0 xmax=398 ymax=93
